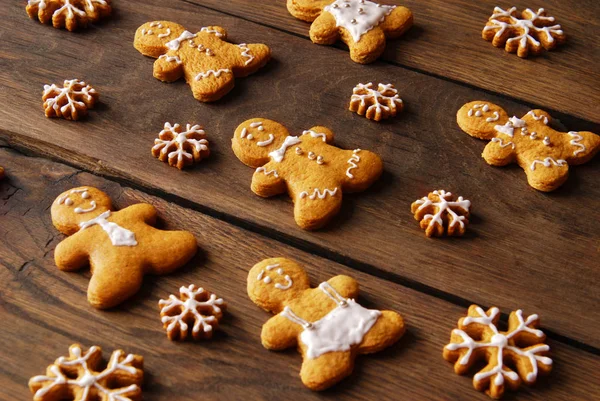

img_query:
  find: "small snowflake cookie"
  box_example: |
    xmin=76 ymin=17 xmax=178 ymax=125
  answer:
xmin=43 ymin=79 xmax=98 ymax=121
xmin=457 ymin=101 xmax=600 ymax=191
xmin=483 ymin=7 xmax=565 ymax=58
xmin=232 ymin=119 xmax=383 ymax=230
xmin=159 ymin=284 xmax=226 ymax=341
xmin=349 ymin=82 xmax=403 ymax=121
xmin=287 ymin=0 xmax=413 ymax=64
xmin=29 ymin=344 xmax=143 ymax=401
xmin=444 ymin=305 xmax=552 ymax=399
xmin=26 ymin=0 xmax=112 ymax=31
xmin=51 ymin=186 xmax=197 ymax=308
xmin=152 ymin=122 xmax=210 ymax=170
xmin=248 ymin=257 xmax=405 ymax=390
xmin=134 ymin=21 xmax=271 ymax=102
xmin=411 ymin=190 xmax=471 ymax=237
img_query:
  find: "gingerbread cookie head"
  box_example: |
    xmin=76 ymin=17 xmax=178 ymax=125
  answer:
xmin=52 ymin=187 xmax=113 ymax=235
xmin=232 ymin=118 xmax=297 ymax=168
xmin=247 ymin=258 xmax=311 ymax=313
xmin=134 ymin=21 xmax=271 ymax=102
xmin=458 ymin=101 xmax=600 ymax=191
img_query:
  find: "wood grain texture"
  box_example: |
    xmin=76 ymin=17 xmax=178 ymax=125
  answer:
xmin=0 ymin=0 xmax=598 ymax=347
xmin=1 ymin=148 xmax=599 ymax=400
xmin=190 ymin=0 xmax=600 ymax=123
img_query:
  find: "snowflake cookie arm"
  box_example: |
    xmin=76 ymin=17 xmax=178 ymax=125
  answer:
xmin=457 ymin=101 xmax=509 ymax=140
xmin=252 ymin=161 xmax=287 ymax=197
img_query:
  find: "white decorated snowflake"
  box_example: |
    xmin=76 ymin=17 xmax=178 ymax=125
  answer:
xmin=411 ymin=190 xmax=471 ymax=237
xmin=152 ymin=122 xmax=210 ymax=170
xmin=444 ymin=305 xmax=552 ymax=399
xmin=43 ymin=79 xmax=98 ymax=121
xmin=29 ymin=344 xmax=143 ymax=401
xmin=159 ymin=284 xmax=226 ymax=341
xmin=349 ymin=82 xmax=403 ymax=121
xmin=482 ymin=7 xmax=565 ymax=58
xmin=26 ymin=0 xmax=112 ymax=31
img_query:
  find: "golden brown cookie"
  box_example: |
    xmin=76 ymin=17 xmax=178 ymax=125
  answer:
xmin=152 ymin=122 xmax=210 ymax=169
xmin=443 ymin=305 xmax=552 ymax=399
xmin=288 ymin=0 xmax=413 ymax=64
xmin=134 ymin=21 xmax=271 ymax=102
xmin=51 ymin=186 xmax=197 ymax=309
xmin=26 ymin=0 xmax=112 ymax=31
xmin=411 ymin=190 xmax=471 ymax=237
xmin=43 ymin=79 xmax=98 ymax=121
xmin=349 ymin=82 xmax=403 ymax=121
xmin=232 ymin=119 xmax=383 ymax=230
xmin=159 ymin=284 xmax=226 ymax=341
xmin=248 ymin=257 xmax=405 ymax=391
xmin=29 ymin=344 xmax=143 ymax=401
xmin=483 ymin=7 xmax=565 ymax=58
xmin=457 ymin=101 xmax=600 ymax=192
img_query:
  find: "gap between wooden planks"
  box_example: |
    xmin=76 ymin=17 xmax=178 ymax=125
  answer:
xmin=0 ymin=0 xmax=599 ymax=347
xmin=1 ymin=148 xmax=599 ymax=401
xmin=186 ymin=0 xmax=600 ymax=124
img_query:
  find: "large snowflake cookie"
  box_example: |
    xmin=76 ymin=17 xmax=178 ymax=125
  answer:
xmin=349 ymin=82 xmax=403 ymax=121
xmin=26 ymin=0 xmax=112 ymax=31
xmin=51 ymin=186 xmax=197 ymax=309
xmin=444 ymin=305 xmax=552 ymax=399
xmin=232 ymin=119 xmax=383 ymax=230
xmin=457 ymin=101 xmax=600 ymax=191
xmin=134 ymin=21 xmax=271 ymax=102
xmin=159 ymin=284 xmax=226 ymax=341
xmin=483 ymin=7 xmax=565 ymax=58
xmin=248 ymin=257 xmax=405 ymax=390
xmin=43 ymin=79 xmax=98 ymax=121
xmin=152 ymin=122 xmax=210 ymax=170
xmin=287 ymin=0 xmax=413 ymax=64
xmin=29 ymin=344 xmax=143 ymax=401
xmin=411 ymin=190 xmax=471 ymax=237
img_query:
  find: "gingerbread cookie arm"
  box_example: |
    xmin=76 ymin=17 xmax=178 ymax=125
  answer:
xmin=300 ymin=351 xmax=354 ymax=391
xmin=482 ymin=139 xmax=517 ymax=166
xmin=261 ymin=314 xmax=302 ymax=350
xmin=252 ymin=163 xmax=287 ymax=197
xmin=230 ymin=43 xmax=272 ymax=77
xmin=325 ymin=275 xmax=359 ymax=300
xmin=304 ymin=126 xmax=334 ymax=144
xmin=145 ymin=229 xmax=197 ymax=275
xmin=287 ymin=0 xmax=331 ymax=22
xmin=379 ymin=6 xmax=414 ymax=38
xmin=117 ymin=204 xmax=158 ymax=226
xmin=457 ymin=101 xmax=510 ymax=140
xmin=54 ymin=234 xmax=92 ymax=272
xmin=358 ymin=310 xmax=405 ymax=353
xmin=153 ymin=53 xmax=184 ymax=82
xmin=342 ymin=149 xmax=383 ymax=193
xmin=560 ymin=130 xmax=600 ymax=165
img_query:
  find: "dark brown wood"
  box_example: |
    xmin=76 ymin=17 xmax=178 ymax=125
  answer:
xmin=1 ymin=148 xmax=599 ymax=400
xmin=190 ymin=0 xmax=600 ymax=123
xmin=1 ymin=0 xmax=598 ymax=346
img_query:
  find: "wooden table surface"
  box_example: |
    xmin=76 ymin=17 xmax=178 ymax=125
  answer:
xmin=1 ymin=1 xmax=598 ymax=400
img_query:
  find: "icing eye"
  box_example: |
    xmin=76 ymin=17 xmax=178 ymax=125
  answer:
xmin=81 ymin=191 xmax=90 ymax=199
xmin=65 ymin=198 xmax=74 ymax=206
xmin=263 ymin=276 xmax=272 ymax=284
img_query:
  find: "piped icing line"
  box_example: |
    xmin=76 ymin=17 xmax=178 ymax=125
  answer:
xmin=269 ymin=136 xmax=302 ymax=163
xmin=79 ymin=210 xmax=138 ymax=246
xmin=302 ymin=130 xmax=327 ymax=142
xmin=166 ymin=30 xmax=197 ymax=50
xmin=490 ymin=137 xmax=515 ymax=149
xmin=158 ymin=54 xmax=182 ymax=65
xmin=346 ymin=149 xmax=361 ymax=178
xmin=194 ymin=69 xmax=231 ymax=81
xmin=150 ymin=22 xmax=163 ymax=28
xmin=256 ymin=167 xmax=279 ymax=178
xmin=256 ymin=263 xmax=293 ymax=290
xmin=237 ymin=43 xmax=254 ymax=65
xmin=257 ymin=134 xmax=275 ymax=147
xmin=250 ymin=122 xmax=263 ymax=128
xmin=414 ymin=190 xmax=471 ymax=230
xmin=530 ymin=157 xmax=567 ymax=171
xmin=56 ymin=188 xmax=89 ymax=205
xmin=74 ymin=201 xmax=97 ymax=214
xmin=157 ymin=28 xmax=172 ymax=38
xmin=526 ymin=110 xmax=549 ymax=125
xmin=486 ymin=111 xmax=500 ymax=122
xmin=159 ymin=285 xmax=224 ymax=335
xmin=567 ymin=131 xmax=586 ymax=156
xmin=324 ymin=0 xmax=396 ymax=43
xmin=299 ymin=188 xmax=338 ymax=200
xmin=200 ymin=27 xmax=224 ymax=37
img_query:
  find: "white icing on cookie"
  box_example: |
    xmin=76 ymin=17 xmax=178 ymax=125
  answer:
xmin=567 ymin=131 xmax=586 ymax=156
xmin=257 ymin=134 xmax=275 ymax=147
xmin=299 ymin=188 xmax=338 ymax=200
xmin=530 ymin=157 xmax=567 ymax=171
xmin=269 ymin=136 xmax=302 ymax=163
xmin=256 ymin=167 xmax=279 ymax=178
xmin=166 ymin=30 xmax=197 ymax=50
xmin=237 ymin=43 xmax=254 ymax=65
xmin=324 ymin=0 xmax=395 ymax=43
xmin=194 ymin=69 xmax=231 ymax=81
xmin=346 ymin=149 xmax=361 ymax=178
xmin=158 ymin=54 xmax=182 ymax=65
xmin=256 ymin=263 xmax=293 ymax=290
xmin=79 ymin=211 xmax=138 ymax=247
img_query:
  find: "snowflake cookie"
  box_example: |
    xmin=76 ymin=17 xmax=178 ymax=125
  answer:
xmin=411 ymin=190 xmax=470 ymax=237
xmin=159 ymin=285 xmax=226 ymax=341
xmin=152 ymin=122 xmax=210 ymax=170
xmin=287 ymin=0 xmax=413 ymax=64
xmin=349 ymin=82 xmax=403 ymax=121
xmin=232 ymin=119 xmax=383 ymax=230
xmin=483 ymin=7 xmax=565 ymax=58
xmin=444 ymin=305 xmax=552 ymax=399
xmin=26 ymin=0 xmax=112 ymax=31
xmin=29 ymin=344 xmax=143 ymax=401
xmin=51 ymin=186 xmax=197 ymax=309
xmin=457 ymin=101 xmax=600 ymax=191
xmin=134 ymin=21 xmax=271 ymax=102
xmin=248 ymin=257 xmax=405 ymax=390
xmin=43 ymin=79 xmax=98 ymax=121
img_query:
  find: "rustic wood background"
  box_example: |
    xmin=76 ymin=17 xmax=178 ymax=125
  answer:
xmin=1 ymin=0 xmax=598 ymax=400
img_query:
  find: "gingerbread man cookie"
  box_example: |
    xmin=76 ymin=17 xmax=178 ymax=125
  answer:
xmin=51 ymin=186 xmax=197 ymax=309
xmin=457 ymin=101 xmax=600 ymax=191
xmin=248 ymin=258 xmax=405 ymax=391
xmin=443 ymin=305 xmax=552 ymax=399
xmin=134 ymin=21 xmax=271 ymax=102
xmin=26 ymin=0 xmax=112 ymax=31
xmin=232 ymin=119 xmax=383 ymax=230
xmin=288 ymin=0 xmax=413 ymax=64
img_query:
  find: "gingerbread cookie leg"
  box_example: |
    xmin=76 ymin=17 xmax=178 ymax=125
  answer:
xmin=347 ymin=28 xmax=386 ymax=64
xmin=521 ymin=152 xmax=569 ymax=191
xmin=379 ymin=6 xmax=414 ymax=38
xmin=189 ymin=69 xmax=235 ymax=102
xmin=293 ymin=184 xmax=343 ymax=230
xmin=88 ymin=258 xmax=145 ymax=309
xmin=300 ymin=351 xmax=354 ymax=391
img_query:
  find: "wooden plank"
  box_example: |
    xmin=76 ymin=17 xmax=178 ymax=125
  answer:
xmin=0 ymin=0 xmax=599 ymax=346
xmin=1 ymin=148 xmax=599 ymax=400
xmin=189 ymin=0 xmax=600 ymax=123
